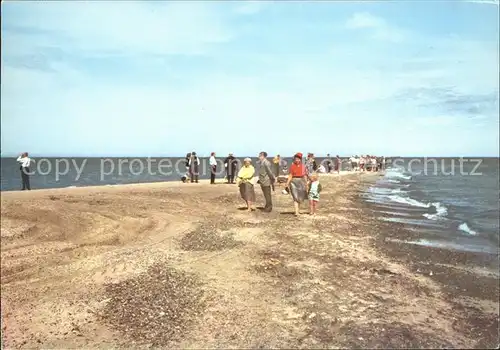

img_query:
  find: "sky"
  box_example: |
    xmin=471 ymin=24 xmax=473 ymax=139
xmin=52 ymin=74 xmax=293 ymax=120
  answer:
xmin=1 ymin=0 xmax=499 ymax=157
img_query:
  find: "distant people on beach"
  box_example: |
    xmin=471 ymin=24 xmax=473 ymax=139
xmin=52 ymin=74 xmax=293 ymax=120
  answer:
xmin=185 ymin=153 xmax=191 ymax=181
xmin=359 ymin=156 xmax=366 ymax=171
xmin=335 ymin=155 xmax=341 ymax=174
xmin=349 ymin=156 xmax=358 ymax=171
xmin=258 ymin=151 xmax=275 ymax=212
xmin=305 ymin=153 xmax=318 ymax=176
xmin=368 ymin=155 xmax=377 ymax=172
xmin=17 ymin=152 xmax=32 ymax=190
xmin=188 ymin=152 xmax=200 ymax=183
xmin=237 ymin=157 xmax=256 ymax=211
xmin=324 ymin=154 xmax=333 ymax=173
xmin=272 ymin=154 xmax=281 ymax=177
xmin=343 ymin=155 xmax=386 ymax=172
xmin=209 ymin=152 xmax=217 ymax=184
xmin=286 ymin=152 xmax=308 ymax=216
xmin=224 ymin=153 xmax=237 ymax=184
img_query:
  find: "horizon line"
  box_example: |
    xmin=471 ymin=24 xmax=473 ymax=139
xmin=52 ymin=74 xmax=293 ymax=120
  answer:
xmin=1 ymin=155 xmax=499 ymax=158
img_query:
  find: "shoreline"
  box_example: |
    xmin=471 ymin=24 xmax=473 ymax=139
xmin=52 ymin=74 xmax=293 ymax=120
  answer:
xmin=1 ymin=170 xmax=358 ymax=195
xmin=1 ymin=172 xmax=498 ymax=348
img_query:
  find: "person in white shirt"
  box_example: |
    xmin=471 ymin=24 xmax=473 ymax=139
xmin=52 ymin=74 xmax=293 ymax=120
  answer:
xmin=16 ymin=152 xmax=32 ymax=190
xmin=209 ymin=152 xmax=217 ymax=184
xmin=349 ymin=156 xmax=356 ymax=171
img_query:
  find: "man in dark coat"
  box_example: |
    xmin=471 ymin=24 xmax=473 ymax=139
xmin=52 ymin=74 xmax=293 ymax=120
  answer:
xmin=224 ymin=153 xmax=238 ymax=184
xmin=189 ymin=151 xmax=200 ymax=183
xmin=324 ymin=153 xmax=333 ymax=173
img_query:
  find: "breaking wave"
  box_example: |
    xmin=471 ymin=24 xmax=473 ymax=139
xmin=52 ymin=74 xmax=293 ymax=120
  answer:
xmin=459 ymin=222 xmax=478 ymax=236
xmin=388 ymin=194 xmax=430 ymax=208
xmin=423 ymin=202 xmax=449 ymax=220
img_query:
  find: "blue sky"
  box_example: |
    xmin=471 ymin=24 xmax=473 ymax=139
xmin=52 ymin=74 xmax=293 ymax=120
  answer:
xmin=1 ymin=0 xmax=499 ymax=157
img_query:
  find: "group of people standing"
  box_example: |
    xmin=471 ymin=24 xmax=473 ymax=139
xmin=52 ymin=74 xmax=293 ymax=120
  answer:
xmin=304 ymin=153 xmax=342 ymax=174
xmin=184 ymin=151 xmax=364 ymax=216
xmin=236 ymin=152 xmax=322 ymax=216
xmin=236 ymin=152 xmax=275 ymax=212
xmin=184 ymin=152 xmax=238 ymax=184
xmin=349 ymin=155 xmax=386 ymax=172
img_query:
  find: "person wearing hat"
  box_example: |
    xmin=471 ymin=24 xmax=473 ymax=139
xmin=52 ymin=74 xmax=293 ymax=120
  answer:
xmin=224 ymin=153 xmax=237 ymax=184
xmin=285 ymin=152 xmax=308 ymax=216
xmin=236 ymin=157 xmax=256 ymax=211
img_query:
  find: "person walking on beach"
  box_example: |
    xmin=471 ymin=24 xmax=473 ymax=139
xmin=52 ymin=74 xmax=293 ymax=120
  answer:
xmin=272 ymin=154 xmax=281 ymax=177
xmin=209 ymin=152 xmax=217 ymax=184
xmin=285 ymin=152 xmax=308 ymax=216
xmin=185 ymin=153 xmax=192 ymax=182
xmin=324 ymin=154 xmax=333 ymax=173
xmin=17 ymin=152 xmax=32 ymax=190
xmin=305 ymin=153 xmax=317 ymax=176
xmin=335 ymin=155 xmax=341 ymax=174
xmin=188 ymin=152 xmax=200 ymax=183
xmin=224 ymin=153 xmax=237 ymax=184
xmin=237 ymin=158 xmax=256 ymax=211
xmin=349 ymin=155 xmax=357 ymax=171
xmin=308 ymin=172 xmax=322 ymax=215
xmin=258 ymin=151 xmax=275 ymax=212
xmin=359 ymin=155 xmax=366 ymax=171
xmin=370 ymin=156 xmax=377 ymax=172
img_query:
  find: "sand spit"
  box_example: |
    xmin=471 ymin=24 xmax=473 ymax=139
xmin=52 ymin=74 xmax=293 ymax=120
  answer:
xmin=1 ymin=172 xmax=498 ymax=348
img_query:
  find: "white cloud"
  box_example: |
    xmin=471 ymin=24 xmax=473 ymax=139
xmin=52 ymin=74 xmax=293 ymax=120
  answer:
xmin=3 ymin=2 xmax=236 ymax=56
xmin=464 ymin=0 xmax=499 ymax=5
xmin=345 ymin=12 xmax=386 ymax=29
xmin=345 ymin=12 xmax=406 ymax=43
xmin=1 ymin=2 xmax=498 ymax=156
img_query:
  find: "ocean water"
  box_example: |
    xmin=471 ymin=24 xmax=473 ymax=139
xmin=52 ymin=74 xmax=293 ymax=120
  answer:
xmin=1 ymin=157 xmax=240 ymax=191
xmin=364 ymin=158 xmax=499 ymax=255
xmin=1 ymin=156 xmax=324 ymax=191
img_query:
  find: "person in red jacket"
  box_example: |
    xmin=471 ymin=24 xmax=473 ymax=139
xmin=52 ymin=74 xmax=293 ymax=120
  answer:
xmin=285 ymin=152 xmax=308 ymax=216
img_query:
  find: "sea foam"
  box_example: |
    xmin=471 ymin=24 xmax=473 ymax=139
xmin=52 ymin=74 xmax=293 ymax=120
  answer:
xmin=387 ymin=194 xmax=448 ymax=220
xmin=388 ymin=194 xmax=430 ymax=208
xmin=423 ymin=202 xmax=448 ymax=220
xmin=459 ymin=222 xmax=478 ymax=235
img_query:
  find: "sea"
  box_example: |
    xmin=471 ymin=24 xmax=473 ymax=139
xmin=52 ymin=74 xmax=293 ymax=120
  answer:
xmin=1 ymin=156 xmax=499 ymax=256
xmin=364 ymin=157 xmax=499 ymax=257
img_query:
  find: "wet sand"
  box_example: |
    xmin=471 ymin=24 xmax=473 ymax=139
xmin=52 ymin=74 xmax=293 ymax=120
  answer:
xmin=1 ymin=172 xmax=498 ymax=348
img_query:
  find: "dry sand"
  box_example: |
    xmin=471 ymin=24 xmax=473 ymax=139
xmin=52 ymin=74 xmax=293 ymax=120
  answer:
xmin=1 ymin=172 xmax=498 ymax=348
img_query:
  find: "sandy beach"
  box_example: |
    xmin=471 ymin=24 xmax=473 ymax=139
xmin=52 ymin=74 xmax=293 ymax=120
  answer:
xmin=1 ymin=172 xmax=498 ymax=349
